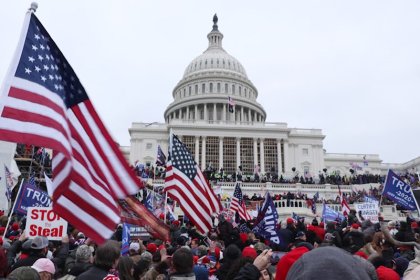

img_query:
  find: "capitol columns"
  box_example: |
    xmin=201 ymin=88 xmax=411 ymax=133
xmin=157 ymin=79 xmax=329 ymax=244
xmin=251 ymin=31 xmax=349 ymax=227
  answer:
xmin=253 ymin=138 xmax=258 ymax=168
xmin=219 ymin=137 xmax=224 ymax=170
xmin=186 ymin=106 xmax=189 ymax=120
xmin=277 ymin=139 xmax=282 ymax=175
xmin=283 ymin=139 xmax=289 ymax=173
xmin=204 ymin=104 xmax=208 ymax=121
xmin=201 ymin=136 xmax=206 ymax=170
xmin=195 ymin=136 xmax=200 ymax=165
xmin=194 ymin=105 xmax=198 ymax=120
xmin=236 ymin=137 xmax=241 ymax=171
xmin=213 ymin=104 xmax=217 ymax=121
xmin=241 ymin=106 xmax=244 ymax=122
xmin=260 ymin=138 xmax=265 ymax=174
xmin=222 ymin=104 xmax=227 ymax=122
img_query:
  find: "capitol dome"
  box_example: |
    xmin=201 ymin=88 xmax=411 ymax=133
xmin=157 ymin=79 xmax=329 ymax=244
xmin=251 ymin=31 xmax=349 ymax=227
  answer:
xmin=164 ymin=15 xmax=266 ymax=124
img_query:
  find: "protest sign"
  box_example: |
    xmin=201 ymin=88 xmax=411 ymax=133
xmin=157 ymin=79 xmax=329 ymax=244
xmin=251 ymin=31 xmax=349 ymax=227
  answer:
xmin=354 ymin=202 xmax=379 ymax=223
xmin=25 ymin=207 xmax=67 ymax=240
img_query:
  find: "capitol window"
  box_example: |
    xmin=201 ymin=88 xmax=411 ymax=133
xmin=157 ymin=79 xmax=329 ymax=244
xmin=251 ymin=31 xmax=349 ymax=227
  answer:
xmin=210 ymin=83 xmax=213 ymax=93
xmin=146 ymin=143 xmax=152 ymax=150
xmin=232 ymin=85 xmax=235 ymax=94
xmin=225 ymin=83 xmax=228 ymax=93
xmin=189 ymin=86 xmax=191 ymax=95
xmin=303 ymin=148 xmax=309 ymax=155
xmin=195 ymin=85 xmax=198 ymax=94
xmin=202 ymin=83 xmax=205 ymax=93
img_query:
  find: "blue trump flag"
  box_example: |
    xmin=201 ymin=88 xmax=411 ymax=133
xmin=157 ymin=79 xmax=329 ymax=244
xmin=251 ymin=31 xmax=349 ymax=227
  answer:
xmin=145 ymin=191 xmax=153 ymax=212
xmin=322 ymin=204 xmax=345 ymax=222
xmin=13 ymin=183 xmax=52 ymax=215
xmin=121 ymin=223 xmax=131 ymax=256
xmin=253 ymin=192 xmax=282 ymax=245
xmin=382 ymin=170 xmax=418 ymax=211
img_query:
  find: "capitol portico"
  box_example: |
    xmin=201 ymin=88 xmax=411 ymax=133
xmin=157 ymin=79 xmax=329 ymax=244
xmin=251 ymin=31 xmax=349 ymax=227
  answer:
xmin=123 ymin=15 xmax=420 ymax=178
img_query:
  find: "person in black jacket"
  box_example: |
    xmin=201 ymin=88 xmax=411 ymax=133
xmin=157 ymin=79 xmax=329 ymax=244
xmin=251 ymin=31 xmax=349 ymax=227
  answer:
xmin=76 ymin=240 xmax=120 ymax=280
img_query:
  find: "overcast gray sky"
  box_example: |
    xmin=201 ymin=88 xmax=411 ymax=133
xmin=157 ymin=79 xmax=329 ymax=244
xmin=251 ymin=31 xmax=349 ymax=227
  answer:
xmin=0 ymin=1 xmax=419 ymax=164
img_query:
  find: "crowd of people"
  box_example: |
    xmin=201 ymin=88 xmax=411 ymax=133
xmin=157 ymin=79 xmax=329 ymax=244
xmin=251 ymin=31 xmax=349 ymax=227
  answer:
xmin=1 ymin=205 xmax=420 ymax=280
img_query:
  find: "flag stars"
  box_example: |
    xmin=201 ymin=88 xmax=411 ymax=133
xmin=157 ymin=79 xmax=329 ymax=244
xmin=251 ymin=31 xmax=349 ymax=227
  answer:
xmin=34 ymin=34 xmax=40 ymax=40
xmin=28 ymin=56 xmax=35 ymax=62
xmin=43 ymin=65 xmax=49 ymax=71
xmin=34 ymin=66 xmax=41 ymax=72
xmin=40 ymin=44 xmax=45 ymax=50
xmin=32 ymin=45 xmax=38 ymax=51
xmin=24 ymin=68 xmax=32 ymax=74
xmin=38 ymin=55 xmax=44 ymax=61
xmin=41 ymin=76 xmax=47 ymax=82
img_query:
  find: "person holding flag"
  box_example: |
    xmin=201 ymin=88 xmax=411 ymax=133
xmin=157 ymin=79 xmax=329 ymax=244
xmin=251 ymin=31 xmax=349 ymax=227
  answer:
xmin=337 ymin=185 xmax=350 ymax=217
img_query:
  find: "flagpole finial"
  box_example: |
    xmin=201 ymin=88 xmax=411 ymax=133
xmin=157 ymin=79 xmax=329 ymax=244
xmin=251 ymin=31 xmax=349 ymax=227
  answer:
xmin=29 ymin=2 xmax=38 ymax=12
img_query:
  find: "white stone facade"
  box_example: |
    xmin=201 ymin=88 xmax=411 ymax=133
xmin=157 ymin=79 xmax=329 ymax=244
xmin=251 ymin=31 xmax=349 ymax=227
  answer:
xmin=124 ymin=16 xmax=419 ymax=177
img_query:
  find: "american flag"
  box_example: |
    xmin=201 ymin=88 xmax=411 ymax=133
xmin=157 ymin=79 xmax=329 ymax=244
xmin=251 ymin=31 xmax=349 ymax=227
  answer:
xmin=337 ymin=185 xmax=350 ymax=217
xmin=156 ymin=145 xmax=166 ymax=166
xmin=228 ymin=96 xmax=235 ymax=113
xmin=164 ymin=134 xmax=222 ymax=234
xmin=230 ymin=182 xmax=252 ymax=221
xmin=0 ymin=11 xmax=142 ymax=243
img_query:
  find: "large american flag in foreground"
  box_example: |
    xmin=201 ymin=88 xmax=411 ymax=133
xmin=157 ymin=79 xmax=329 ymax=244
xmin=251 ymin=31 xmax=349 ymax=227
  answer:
xmin=164 ymin=135 xmax=222 ymax=233
xmin=0 ymin=11 xmax=142 ymax=243
xmin=230 ymin=182 xmax=252 ymax=221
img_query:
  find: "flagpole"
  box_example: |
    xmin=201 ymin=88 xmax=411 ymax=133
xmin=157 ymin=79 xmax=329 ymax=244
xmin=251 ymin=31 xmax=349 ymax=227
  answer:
xmin=3 ymin=179 xmax=25 ymax=239
xmin=163 ymin=191 xmax=168 ymax=225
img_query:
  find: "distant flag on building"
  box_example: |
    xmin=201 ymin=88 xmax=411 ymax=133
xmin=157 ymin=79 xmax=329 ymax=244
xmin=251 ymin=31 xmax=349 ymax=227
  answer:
xmin=363 ymin=155 xmax=368 ymax=166
xmin=337 ymin=185 xmax=350 ymax=217
xmin=230 ymin=182 xmax=252 ymax=221
xmin=165 ymin=134 xmax=222 ymax=234
xmin=156 ymin=145 xmax=166 ymax=166
xmin=228 ymin=96 xmax=235 ymax=113
xmin=313 ymin=192 xmax=319 ymax=203
xmin=0 ymin=9 xmax=142 ymax=243
xmin=5 ymin=164 xmax=20 ymax=200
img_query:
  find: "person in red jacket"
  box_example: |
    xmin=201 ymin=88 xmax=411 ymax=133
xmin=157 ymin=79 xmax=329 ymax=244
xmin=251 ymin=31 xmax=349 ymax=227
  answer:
xmin=275 ymin=245 xmax=310 ymax=280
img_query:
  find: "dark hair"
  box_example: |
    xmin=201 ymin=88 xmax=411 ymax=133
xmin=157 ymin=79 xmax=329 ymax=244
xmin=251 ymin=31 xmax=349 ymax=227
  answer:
xmin=225 ymin=257 xmax=253 ymax=280
xmin=118 ymin=256 xmax=135 ymax=280
xmin=172 ymin=247 xmax=193 ymax=274
xmin=94 ymin=240 xmax=120 ymax=270
xmin=133 ymin=259 xmax=151 ymax=279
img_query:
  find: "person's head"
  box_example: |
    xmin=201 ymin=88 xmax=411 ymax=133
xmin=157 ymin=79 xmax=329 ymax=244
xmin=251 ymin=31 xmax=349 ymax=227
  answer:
xmin=172 ymin=247 xmax=193 ymax=274
xmin=191 ymin=238 xmax=199 ymax=249
xmin=118 ymin=256 xmax=134 ymax=280
xmin=129 ymin=242 xmax=140 ymax=255
xmin=296 ymin=231 xmax=306 ymax=241
xmin=76 ymin=244 xmax=93 ymax=263
xmin=7 ymin=266 xmax=41 ymax=280
xmin=259 ymin=268 xmax=272 ymax=280
xmin=95 ymin=240 xmax=120 ymax=270
xmin=31 ymin=236 xmax=49 ymax=256
xmin=31 ymin=258 xmax=55 ymax=280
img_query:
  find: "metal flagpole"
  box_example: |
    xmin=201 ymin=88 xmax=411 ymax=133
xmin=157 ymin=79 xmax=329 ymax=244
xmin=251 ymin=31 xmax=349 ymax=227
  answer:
xmin=3 ymin=179 xmax=25 ymax=239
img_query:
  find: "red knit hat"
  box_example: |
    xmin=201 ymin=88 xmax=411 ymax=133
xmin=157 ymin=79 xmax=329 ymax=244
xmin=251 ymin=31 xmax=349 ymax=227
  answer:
xmin=376 ymin=265 xmax=400 ymax=280
xmin=147 ymin=243 xmax=157 ymax=253
xmin=12 ymin=222 xmax=19 ymax=231
xmin=276 ymin=246 xmax=309 ymax=280
xmin=411 ymin=222 xmax=419 ymax=229
xmin=172 ymin=220 xmax=180 ymax=227
xmin=193 ymin=255 xmax=199 ymax=264
xmin=159 ymin=213 xmax=165 ymax=220
xmin=354 ymin=251 xmax=368 ymax=260
xmin=351 ymin=223 xmax=360 ymax=229
xmin=287 ymin=218 xmax=294 ymax=224
xmin=242 ymin=246 xmax=257 ymax=260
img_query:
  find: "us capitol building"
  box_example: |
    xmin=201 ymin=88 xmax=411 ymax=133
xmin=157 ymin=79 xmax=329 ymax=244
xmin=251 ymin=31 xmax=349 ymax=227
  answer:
xmin=122 ymin=15 xmax=419 ymax=180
